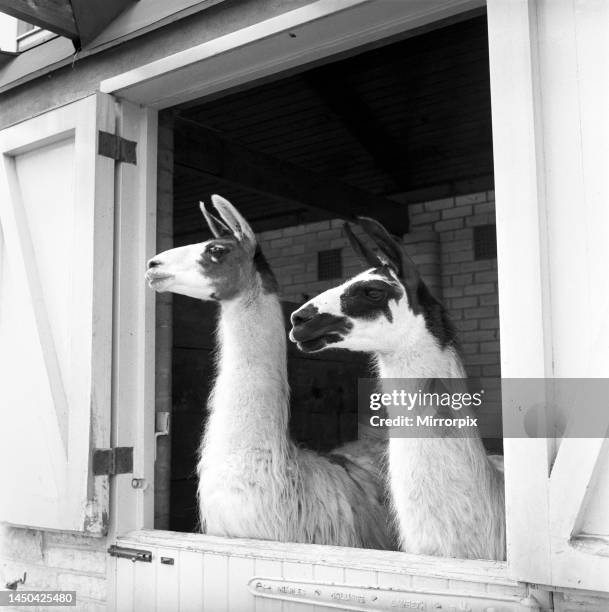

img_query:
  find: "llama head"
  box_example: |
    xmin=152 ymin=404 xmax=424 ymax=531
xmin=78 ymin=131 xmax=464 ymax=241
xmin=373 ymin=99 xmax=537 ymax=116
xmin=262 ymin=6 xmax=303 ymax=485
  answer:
xmin=289 ymin=217 xmax=454 ymax=353
xmin=146 ymin=194 xmax=277 ymax=301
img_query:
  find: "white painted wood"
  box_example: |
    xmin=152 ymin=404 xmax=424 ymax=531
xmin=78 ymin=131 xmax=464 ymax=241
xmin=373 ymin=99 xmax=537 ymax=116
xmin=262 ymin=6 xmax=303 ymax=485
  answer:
xmin=0 ymin=94 xmax=114 ymax=533
xmin=202 ymin=553 xmax=229 ymax=611
xmin=228 ymin=556 xmax=257 ymax=611
xmin=255 ymin=558 xmax=284 ymax=612
xmin=283 ymin=561 xmax=314 ymax=612
xmin=344 ymin=568 xmax=374 ymax=587
xmin=100 ymin=0 xmax=484 ymax=108
xmin=549 ymin=438 xmax=608 ymax=541
xmin=487 ymin=0 xmax=552 ymax=583
xmin=178 ymin=550 xmax=205 ymax=612
xmin=156 ymin=547 xmax=179 ymax=610
xmin=117 ymin=530 xmax=511 ymax=585
xmin=106 ymin=98 xmax=158 ymax=612
xmin=579 ymin=443 xmax=609 ymax=537
xmin=0 ymin=15 xmax=18 ymax=52
xmin=376 ymin=571 xmax=411 ymax=592
xmin=109 ymin=100 xmax=158 ymax=537
xmin=489 ymin=0 xmax=609 ymax=593
xmin=248 ymin=577 xmax=540 ymax=611
xmin=115 ymin=557 xmax=136 ymax=612
xmin=312 ymin=566 xmax=344 ymax=612
xmin=113 ymin=531 xmax=541 ymax=611
xmin=133 ymin=555 xmax=156 ymax=611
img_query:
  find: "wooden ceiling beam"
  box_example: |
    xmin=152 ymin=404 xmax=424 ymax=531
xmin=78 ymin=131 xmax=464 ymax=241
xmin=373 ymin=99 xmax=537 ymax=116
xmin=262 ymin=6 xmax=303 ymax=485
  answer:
xmin=174 ymin=117 xmax=409 ymax=234
xmin=305 ymin=65 xmax=413 ymax=192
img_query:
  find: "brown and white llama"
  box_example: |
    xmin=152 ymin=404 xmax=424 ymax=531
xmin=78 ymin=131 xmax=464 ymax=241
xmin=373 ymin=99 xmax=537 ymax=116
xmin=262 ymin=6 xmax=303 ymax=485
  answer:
xmin=289 ymin=217 xmax=505 ymax=560
xmin=146 ymin=196 xmax=393 ymax=549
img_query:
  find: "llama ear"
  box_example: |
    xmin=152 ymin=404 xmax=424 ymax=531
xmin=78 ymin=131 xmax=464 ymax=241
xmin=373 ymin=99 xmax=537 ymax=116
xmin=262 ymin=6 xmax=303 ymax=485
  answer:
xmin=343 ymin=222 xmax=383 ymax=269
xmin=211 ymin=194 xmax=256 ymax=245
xmin=199 ymin=201 xmax=231 ymax=238
xmin=357 ymin=217 xmax=403 ymax=277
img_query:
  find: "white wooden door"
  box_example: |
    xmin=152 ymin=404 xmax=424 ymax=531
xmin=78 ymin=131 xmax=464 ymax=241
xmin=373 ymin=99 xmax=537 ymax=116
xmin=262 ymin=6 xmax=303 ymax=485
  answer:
xmin=0 ymin=93 xmax=116 ymax=534
xmin=112 ymin=531 xmax=540 ymax=612
xmin=488 ymin=0 xmax=609 ymax=594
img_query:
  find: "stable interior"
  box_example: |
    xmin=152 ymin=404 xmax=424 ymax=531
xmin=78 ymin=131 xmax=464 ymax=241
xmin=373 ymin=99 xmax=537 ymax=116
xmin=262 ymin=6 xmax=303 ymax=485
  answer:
xmin=155 ymin=11 xmax=502 ymax=536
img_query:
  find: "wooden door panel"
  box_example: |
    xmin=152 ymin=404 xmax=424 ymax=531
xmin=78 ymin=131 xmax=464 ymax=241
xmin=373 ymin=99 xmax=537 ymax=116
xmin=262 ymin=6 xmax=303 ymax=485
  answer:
xmin=0 ymin=94 xmax=115 ymax=533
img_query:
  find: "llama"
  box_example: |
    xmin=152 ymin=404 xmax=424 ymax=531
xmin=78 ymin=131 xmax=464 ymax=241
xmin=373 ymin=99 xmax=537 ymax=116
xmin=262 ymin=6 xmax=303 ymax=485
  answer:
xmin=146 ymin=195 xmax=393 ymax=550
xmin=289 ymin=217 xmax=505 ymax=560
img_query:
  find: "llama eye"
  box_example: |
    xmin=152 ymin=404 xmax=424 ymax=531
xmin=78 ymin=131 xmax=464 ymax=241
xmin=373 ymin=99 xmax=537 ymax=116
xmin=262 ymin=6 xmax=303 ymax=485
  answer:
xmin=207 ymin=246 xmax=227 ymax=261
xmin=365 ymin=288 xmax=385 ymax=301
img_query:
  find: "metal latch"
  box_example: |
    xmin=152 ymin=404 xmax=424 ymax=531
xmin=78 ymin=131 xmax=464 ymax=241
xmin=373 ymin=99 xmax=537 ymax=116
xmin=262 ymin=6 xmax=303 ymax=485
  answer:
xmin=108 ymin=545 xmax=152 ymax=563
xmin=154 ymin=411 xmax=171 ymax=460
xmin=93 ymin=447 xmax=133 ymax=476
xmin=98 ymin=131 xmax=137 ymax=164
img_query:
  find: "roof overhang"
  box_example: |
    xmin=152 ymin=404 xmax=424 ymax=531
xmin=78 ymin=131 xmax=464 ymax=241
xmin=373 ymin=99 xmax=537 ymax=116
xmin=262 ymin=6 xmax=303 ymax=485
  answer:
xmin=100 ymin=0 xmax=484 ymax=109
xmin=0 ymin=0 xmax=137 ymax=48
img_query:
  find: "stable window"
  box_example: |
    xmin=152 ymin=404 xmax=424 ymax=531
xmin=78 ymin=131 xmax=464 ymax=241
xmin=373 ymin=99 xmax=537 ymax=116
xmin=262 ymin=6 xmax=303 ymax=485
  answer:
xmin=96 ymin=0 xmax=609 ymax=607
xmin=155 ymin=12 xmax=504 ymax=536
xmin=106 ymin=0 xmax=517 ymax=596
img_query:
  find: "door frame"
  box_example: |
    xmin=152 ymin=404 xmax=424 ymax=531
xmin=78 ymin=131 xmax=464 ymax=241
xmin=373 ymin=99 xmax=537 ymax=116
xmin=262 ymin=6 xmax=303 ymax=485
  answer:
xmin=103 ymin=0 xmax=551 ymax=589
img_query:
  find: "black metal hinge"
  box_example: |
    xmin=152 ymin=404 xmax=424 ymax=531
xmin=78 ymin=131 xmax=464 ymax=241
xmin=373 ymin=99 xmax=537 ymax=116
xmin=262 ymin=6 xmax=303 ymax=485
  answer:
xmin=93 ymin=447 xmax=133 ymax=476
xmin=108 ymin=545 xmax=152 ymax=563
xmin=98 ymin=131 xmax=137 ymax=164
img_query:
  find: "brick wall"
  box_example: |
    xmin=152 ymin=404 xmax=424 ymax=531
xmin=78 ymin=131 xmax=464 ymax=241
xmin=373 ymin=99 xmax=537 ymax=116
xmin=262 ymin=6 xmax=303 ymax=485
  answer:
xmin=409 ymin=191 xmax=501 ymax=441
xmin=408 ymin=191 xmax=500 ymax=381
xmin=0 ymin=527 xmax=107 ymax=611
xmin=256 ymin=220 xmax=369 ymax=304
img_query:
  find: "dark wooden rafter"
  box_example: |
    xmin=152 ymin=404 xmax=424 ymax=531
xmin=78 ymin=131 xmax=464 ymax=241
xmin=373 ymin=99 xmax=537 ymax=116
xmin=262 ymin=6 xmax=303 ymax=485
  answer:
xmin=174 ymin=117 xmax=409 ymax=234
xmin=0 ymin=0 xmax=136 ymax=48
xmin=305 ymin=64 xmax=413 ymax=192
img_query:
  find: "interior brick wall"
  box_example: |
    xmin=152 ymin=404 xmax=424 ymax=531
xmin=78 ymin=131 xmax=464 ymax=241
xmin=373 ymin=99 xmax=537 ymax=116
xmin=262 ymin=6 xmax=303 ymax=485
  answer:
xmin=408 ymin=191 xmax=500 ymax=378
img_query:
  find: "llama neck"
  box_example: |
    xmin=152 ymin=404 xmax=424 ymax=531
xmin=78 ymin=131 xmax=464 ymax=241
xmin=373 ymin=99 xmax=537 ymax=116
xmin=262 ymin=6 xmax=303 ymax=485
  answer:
xmin=377 ymin=318 xmax=500 ymax=557
xmin=375 ymin=323 xmax=471 ymax=427
xmin=376 ymin=334 xmax=469 ymax=430
xmin=206 ymin=287 xmax=290 ymax=454
xmin=375 ymin=321 xmax=465 ymax=381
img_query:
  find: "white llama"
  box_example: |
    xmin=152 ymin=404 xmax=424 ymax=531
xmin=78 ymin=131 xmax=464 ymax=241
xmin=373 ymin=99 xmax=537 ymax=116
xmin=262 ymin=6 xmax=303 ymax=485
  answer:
xmin=289 ymin=217 xmax=505 ymax=560
xmin=146 ymin=196 xmax=394 ymax=550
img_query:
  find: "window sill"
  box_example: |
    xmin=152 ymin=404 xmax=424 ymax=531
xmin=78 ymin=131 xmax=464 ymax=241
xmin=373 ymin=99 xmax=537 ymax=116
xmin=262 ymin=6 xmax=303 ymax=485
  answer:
xmin=117 ymin=529 xmax=513 ymax=586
